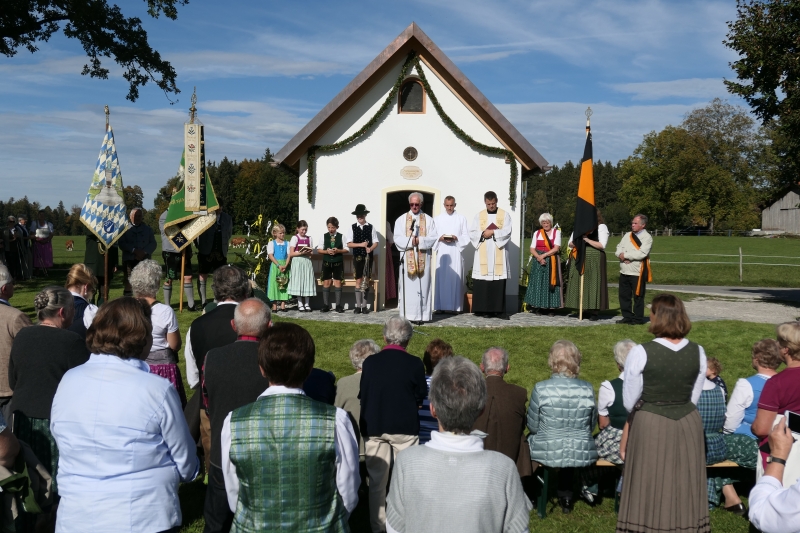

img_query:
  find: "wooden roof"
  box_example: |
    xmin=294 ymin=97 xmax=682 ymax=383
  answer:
xmin=273 ymin=22 xmax=548 ymax=172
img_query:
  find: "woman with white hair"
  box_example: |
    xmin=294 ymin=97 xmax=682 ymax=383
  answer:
xmin=595 ymin=339 xmax=637 ymax=464
xmin=386 ymin=356 xmax=532 ymax=533
xmin=527 ymin=340 xmax=598 ymax=513
xmin=523 ymin=212 xmax=563 ymax=314
xmin=130 ymin=259 xmax=186 ymax=407
xmin=335 ymin=339 xmax=381 ymax=461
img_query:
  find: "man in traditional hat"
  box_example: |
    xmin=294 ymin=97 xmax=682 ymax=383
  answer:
xmin=393 ymin=193 xmax=438 ymax=324
xmin=346 ymin=204 xmax=379 ymax=314
xmin=433 ymin=196 xmax=470 ymax=314
xmin=469 ymin=191 xmax=513 ymax=317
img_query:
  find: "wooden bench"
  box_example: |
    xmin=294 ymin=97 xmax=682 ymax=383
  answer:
xmin=311 ymin=258 xmax=379 ymax=310
xmin=535 ymin=459 xmax=741 ymax=518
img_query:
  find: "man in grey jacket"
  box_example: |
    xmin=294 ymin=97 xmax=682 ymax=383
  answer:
xmin=615 ymin=214 xmax=653 ymax=325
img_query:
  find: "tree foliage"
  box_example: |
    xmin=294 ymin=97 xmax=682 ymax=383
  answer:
xmin=524 ymin=160 xmax=630 ymax=236
xmin=1 ymin=0 xmax=187 ymax=101
xmin=618 ymin=99 xmax=765 ymax=231
xmin=724 ymin=0 xmax=800 ymax=189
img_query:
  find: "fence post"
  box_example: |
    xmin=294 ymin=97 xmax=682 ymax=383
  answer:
xmin=739 ymin=247 xmax=743 ymax=282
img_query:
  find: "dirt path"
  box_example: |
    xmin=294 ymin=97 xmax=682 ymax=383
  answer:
xmin=683 ymin=297 xmax=800 ymax=325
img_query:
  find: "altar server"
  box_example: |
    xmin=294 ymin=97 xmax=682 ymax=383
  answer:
xmin=433 ymin=196 xmax=469 ymax=313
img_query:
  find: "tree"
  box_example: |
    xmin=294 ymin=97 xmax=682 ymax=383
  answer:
xmin=123 ymin=185 xmax=144 ymax=213
xmin=618 ymin=100 xmax=765 ymax=231
xmin=1 ymin=0 xmax=187 ymax=102
xmin=724 ymin=0 xmax=800 ymax=189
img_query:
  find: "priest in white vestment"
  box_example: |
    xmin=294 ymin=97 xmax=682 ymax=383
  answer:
xmin=394 ymin=192 xmax=438 ymax=323
xmin=469 ymin=191 xmax=512 ymax=317
xmin=433 ymin=196 xmax=470 ymax=313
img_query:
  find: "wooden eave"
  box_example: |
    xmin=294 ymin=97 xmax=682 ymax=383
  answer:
xmin=273 ymin=22 xmax=548 ymax=173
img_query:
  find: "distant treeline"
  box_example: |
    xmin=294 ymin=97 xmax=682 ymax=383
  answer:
xmin=4 ymin=99 xmax=787 ymax=238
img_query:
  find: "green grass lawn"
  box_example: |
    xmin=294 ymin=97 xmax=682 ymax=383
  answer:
xmin=9 ymin=264 xmax=774 ymax=533
xmin=521 ymin=234 xmax=800 ymax=287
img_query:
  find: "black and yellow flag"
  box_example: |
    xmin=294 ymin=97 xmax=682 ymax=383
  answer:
xmin=572 ymin=123 xmax=597 ymax=275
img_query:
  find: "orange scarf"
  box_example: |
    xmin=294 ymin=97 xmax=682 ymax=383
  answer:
xmin=539 ymin=229 xmax=558 ymax=288
xmin=629 ymin=233 xmax=652 ymax=296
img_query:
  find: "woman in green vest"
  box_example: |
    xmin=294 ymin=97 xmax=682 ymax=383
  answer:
xmin=594 ymin=339 xmax=636 ymax=465
xmin=616 ymin=294 xmax=710 ymax=533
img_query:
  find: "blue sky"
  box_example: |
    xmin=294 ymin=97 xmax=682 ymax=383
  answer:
xmin=0 ymin=0 xmax=742 ymax=209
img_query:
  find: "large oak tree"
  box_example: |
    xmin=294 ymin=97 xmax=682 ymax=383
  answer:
xmin=725 ymin=0 xmax=800 ymax=188
xmin=1 ymin=0 xmax=187 ymax=101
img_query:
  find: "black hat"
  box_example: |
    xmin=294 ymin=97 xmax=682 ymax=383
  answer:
xmin=351 ymin=204 xmax=370 ymax=216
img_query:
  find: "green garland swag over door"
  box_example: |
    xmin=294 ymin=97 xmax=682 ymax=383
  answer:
xmin=306 ymin=52 xmax=519 ymax=207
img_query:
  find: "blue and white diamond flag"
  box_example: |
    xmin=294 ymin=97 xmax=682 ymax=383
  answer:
xmin=80 ymin=126 xmax=130 ymax=248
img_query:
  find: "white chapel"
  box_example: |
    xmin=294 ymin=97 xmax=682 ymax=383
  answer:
xmin=274 ymin=22 xmax=549 ymax=312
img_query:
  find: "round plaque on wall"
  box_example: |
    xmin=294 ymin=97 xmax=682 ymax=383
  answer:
xmin=403 ymin=146 xmax=418 ymax=161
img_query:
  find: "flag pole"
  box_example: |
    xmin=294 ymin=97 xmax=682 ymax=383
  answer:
xmin=179 ymin=249 xmax=186 ymax=313
xmin=103 ymin=244 xmax=109 ymax=304
xmin=579 ymin=107 xmax=592 ymax=321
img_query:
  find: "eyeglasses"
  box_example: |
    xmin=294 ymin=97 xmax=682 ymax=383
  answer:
xmin=409 ymin=203 xmax=420 ymax=207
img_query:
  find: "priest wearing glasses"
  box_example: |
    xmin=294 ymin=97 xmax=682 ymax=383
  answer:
xmin=393 ymin=192 xmax=438 ymax=324
xmin=469 ymin=191 xmax=513 ymax=318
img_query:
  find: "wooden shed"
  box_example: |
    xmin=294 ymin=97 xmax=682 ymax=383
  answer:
xmin=761 ymin=184 xmax=800 ymax=234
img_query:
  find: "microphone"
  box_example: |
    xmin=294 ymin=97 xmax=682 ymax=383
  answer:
xmin=410 ymin=218 xmax=416 ymax=232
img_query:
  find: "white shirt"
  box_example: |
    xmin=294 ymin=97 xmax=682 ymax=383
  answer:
xmin=149 ymin=302 xmax=179 ymax=352
xmin=724 ymin=374 xmax=771 ymax=434
xmin=598 ymin=372 xmax=625 ymax=416
xmin=220 ymin=386 xmax=360 ymax=514
xmin=622 ymin=338 xmax=707 ymax=412
xmin=749 ymin=476 xmax=800 ymax=533
xmin=567 ymin=224 xmax=610 ymax=249
xmin=345 ymin=223 xmax=379 ymax=254
xmin=184 ymin=301 xmax=239 ymax=388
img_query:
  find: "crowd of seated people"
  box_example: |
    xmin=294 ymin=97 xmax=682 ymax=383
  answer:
xmin=3 ymin=258 xmax=800 ymax=533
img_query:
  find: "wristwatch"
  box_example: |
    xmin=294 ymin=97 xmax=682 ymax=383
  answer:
xmin=767 ymin=456 xmax=787 ymax=465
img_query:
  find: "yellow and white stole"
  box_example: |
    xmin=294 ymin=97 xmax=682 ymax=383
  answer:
xmin=478 ymin=208 xmax=506 ymax=276
xmin=405 ymin=212 xmax=427 ymax=277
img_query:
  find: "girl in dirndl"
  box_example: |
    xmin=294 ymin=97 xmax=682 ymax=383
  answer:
xmin=565 ymin=211 xmax=609 ymax=320
xmin=287 ymin=220 xmax=316 ymax=311
xmin=267 ymin=224 xmax=290 ymax=311
xmin=524 ymin=212 xmax=563 ymax=314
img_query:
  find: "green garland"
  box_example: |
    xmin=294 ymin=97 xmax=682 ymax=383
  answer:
xmin=307 ymin=51 xmax=518 ymax=206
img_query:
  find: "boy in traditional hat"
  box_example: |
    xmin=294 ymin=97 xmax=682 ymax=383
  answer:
xmin=346 ymin=205 xmax=378 ymax=314
xmin=318 ymin=217 xmax=347 ymax=313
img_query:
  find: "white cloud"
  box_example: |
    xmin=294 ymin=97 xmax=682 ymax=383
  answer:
xmin=498 ymin=101 xmax=707 ymax=166
xmin=0 ymin=101 xmax=307 ymax=208
xmin=609 ymin=78 xmax=726 ymax=100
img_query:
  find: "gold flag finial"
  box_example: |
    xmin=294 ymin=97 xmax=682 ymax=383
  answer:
xmin=104 ymin=105 xmax=110 ymax=130
xmin=189 ymin=87 xmax=197 ymax=124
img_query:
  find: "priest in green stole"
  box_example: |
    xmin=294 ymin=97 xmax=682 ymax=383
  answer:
xmin=469 ymin=191 xmax=513 ymax=317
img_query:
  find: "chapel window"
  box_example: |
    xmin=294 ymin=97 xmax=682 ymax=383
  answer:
xmin=398 ymin=79 xmax=425 ymax=114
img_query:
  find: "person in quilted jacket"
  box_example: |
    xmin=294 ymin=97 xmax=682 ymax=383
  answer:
xmin=527 ymin=340 xmax=598 ymax=513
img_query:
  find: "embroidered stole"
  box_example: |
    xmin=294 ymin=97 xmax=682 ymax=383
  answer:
xmin=630 ymin=232 xmax=652 ymax=296
xmin=478 ymin=209 xmax=506 ymax=276
xmin=539 ymin=229 xmax=559 ymax=288
xmin=405 ymin=212 xmax=427 ymax=277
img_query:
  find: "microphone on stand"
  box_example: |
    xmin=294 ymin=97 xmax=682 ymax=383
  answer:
xmin=410 ymin=219 xmax=416 ymax=233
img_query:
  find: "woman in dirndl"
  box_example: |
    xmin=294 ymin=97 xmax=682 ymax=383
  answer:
xmin=267 ymin=224 xmax=290 ymax=311
xmin=565 ymin=211 xmax=609 ymax=320
xmin=617 ymin=294 xmax=710 ymax=533
xmin=287 ymin=220 xmax=316 ymax=311
xmin=9 ymin=285 xmax=90 ymax=529
xmin=30 ymin=209 xmax=54 ymax=275
xmin=523 ymin=213 xmax=562 ymax=314
xmin=130 ymin=260 xmax=187 ymax=407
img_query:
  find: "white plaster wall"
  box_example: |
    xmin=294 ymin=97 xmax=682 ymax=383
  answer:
xmin=298 ymin=58 xmax=524 ymax=310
